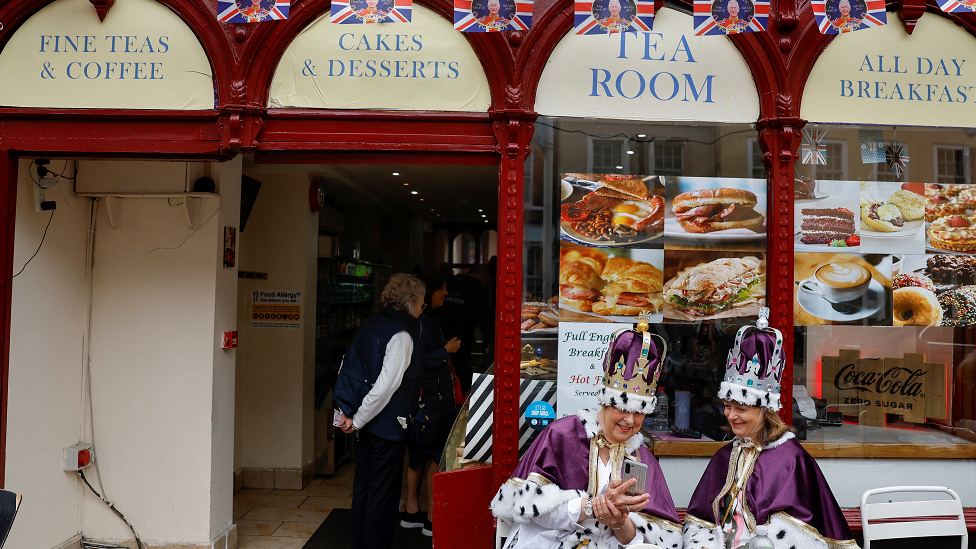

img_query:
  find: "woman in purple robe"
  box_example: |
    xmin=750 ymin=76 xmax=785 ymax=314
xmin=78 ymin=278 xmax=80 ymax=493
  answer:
xmin=683 ymin=310 xmax=859 ymax=549
xmin=491 ymin=314 xmax=682 ymax=549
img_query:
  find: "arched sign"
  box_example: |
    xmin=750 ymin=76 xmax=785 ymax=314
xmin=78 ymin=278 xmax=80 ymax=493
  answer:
xmin=802 ymin=15 xmax=976 ymax=127
xmin=269 ymin=5 xmax=491 ymax=111
xmin=0 ymin=0 xmax=215 ymax=110
xmin=535 ymin=9 xmax=760 ymax=123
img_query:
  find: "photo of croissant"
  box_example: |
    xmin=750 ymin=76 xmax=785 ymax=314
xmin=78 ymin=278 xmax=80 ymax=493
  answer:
xmin=558 ymin=244 xmax=664 ymax=323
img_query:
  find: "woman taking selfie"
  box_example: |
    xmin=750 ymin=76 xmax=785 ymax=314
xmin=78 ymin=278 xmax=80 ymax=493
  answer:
xmin=491 ymin=315 xmax=682 ymax=549
xmin=683 ymin=310 xmax=857 ymax=549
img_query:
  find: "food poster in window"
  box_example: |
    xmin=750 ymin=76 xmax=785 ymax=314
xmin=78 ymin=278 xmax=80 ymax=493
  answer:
xmin=663 ymin=177 xmax=767 ymax=252
xmin=859 ymin=182 xmax=925 ymax=254
xmin=558 ymin=244 xmax=664 ymax=324
xmin=662 ymin=250 xmax=765 ymax=322
xmin=925 ymin=184 xmax=976 ymax=255
xmin=900 ymin=254 xmax=976 ymax=327
xmin=794 ymin=180 xmax=861 ymax=253
xmin=559 ymin=174 xmax=664 ymax=248
xmin=793 ymin=253 xmax=892 ymax=326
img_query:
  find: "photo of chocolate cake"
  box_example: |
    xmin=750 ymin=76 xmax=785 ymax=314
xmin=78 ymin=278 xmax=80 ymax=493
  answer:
xmin=799 ymin=207 xmax=856 ymax=244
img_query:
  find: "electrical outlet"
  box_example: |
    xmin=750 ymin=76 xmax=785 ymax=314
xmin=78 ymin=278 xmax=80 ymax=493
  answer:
xmin=64 ymin=443 xmax=94 ymax=471
xmin=33 ymin=184 xmax=46 ymax=213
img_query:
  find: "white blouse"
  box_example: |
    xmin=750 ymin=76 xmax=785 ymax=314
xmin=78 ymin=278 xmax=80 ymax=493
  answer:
xmin=504 ymin=455 xmax=642 ymax=549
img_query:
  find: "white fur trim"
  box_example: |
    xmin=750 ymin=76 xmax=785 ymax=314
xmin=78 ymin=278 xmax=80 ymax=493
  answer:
xmin=632 ymin=513 xmax=682 ymax=549
xmin=575 ymin=407 xmax=644 ymax=449
xmin=718 ymin=381 xmax=783 ymax=411
xmin=768 ymin=512 xmax=861 ymax=549
xmin=490 ymin=478 xmax=586 ymax=524
xmin=682 ymin=514 xmax=723 ymax=549
xmin=596 ymin=385 xmax=658 ymax=414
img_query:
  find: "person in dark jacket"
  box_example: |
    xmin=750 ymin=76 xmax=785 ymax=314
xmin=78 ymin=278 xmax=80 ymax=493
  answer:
xmin=440 ymin=265 xmax=493 ymax=394
xmin=400 ymin=271 xmax=461 ymax=536
xmin=334 ymin=273 xmax=426 ymax=549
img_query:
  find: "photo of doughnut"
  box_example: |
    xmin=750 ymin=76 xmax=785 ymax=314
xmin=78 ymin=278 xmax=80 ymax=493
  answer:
xmin=858 ymin=182 xmax=925 ymax=255
xmin=663 ymin=177 xmax=767 ymax=252
xmin=793 ymin=180 xmax=860 ymax=253
xmin=897 ymin=254 xmax=976 ymax=327
xmin=793 ymin=252 xmax=892 ymax=326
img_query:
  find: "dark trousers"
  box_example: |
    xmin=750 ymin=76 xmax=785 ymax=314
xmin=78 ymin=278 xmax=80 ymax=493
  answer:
xmin=350 ymin=429 xmax=408 ymax=549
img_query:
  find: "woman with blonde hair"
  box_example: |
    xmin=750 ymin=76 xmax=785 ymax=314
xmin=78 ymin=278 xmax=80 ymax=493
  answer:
xmin=683 ymin=310 xmax=857 ymax=549
xmin=334 ymin=273 xmax=427 ymax=549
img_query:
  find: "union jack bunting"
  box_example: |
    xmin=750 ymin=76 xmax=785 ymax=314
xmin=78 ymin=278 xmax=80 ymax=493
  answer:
xmin=812 ymin=0 xmax=885 ymax=34
xmin=937 ymin=0 xmax=976 ymax=13
xmin=574 ymin=0 xmax=654 ymax=35
xmin=217 ymin=0 xmax=290 ymax=22
xmin=802 ymin=129 xmax=828 ymax=166
xmin=693 ymin=0 xmax=769 ymax=36
xmin=331 ymin=0 xmax=412 ymax=23
xmin=454 ymin=0 xmax=532 ymax=32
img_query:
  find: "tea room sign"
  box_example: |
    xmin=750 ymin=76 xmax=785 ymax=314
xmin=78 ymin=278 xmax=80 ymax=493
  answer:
xmin=821 ymin=349 xmax=947 ymax=427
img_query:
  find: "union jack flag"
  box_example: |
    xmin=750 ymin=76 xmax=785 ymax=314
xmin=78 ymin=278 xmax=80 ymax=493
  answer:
xmin=574 ymin=0 xmax=654 ymax=35
xmin=454 ymin=0 xmax=532 ymax=32
xmin=802 ymin=129 xmax=828 ymax=166
xmin=812 ymin=0 xmax=886 ymax=34
xmin=693 ymin=0 xmax=768 ymax=36
xmin=218 ymin=0 xmax=290 ymax=22
xmin=331 ymin=0 xmax=412 ymax=23
xmin=937 ymin=0 xmax=976 ymax=13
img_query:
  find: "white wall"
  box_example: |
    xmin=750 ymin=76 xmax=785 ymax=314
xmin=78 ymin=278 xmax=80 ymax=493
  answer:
xmin=5 ymin=157 xmax=241 ymax=547
xmin=235 ymin=170 xmax=318 ymax=472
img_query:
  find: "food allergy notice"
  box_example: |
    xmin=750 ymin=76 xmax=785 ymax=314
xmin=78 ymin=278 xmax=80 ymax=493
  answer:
xmin=251 ymin=290 xmax=302 ymax=329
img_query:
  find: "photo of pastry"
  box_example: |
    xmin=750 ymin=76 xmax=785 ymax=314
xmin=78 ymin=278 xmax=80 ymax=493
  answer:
xmin=793 ymin=253 xmax=892 ymax=326
xmin=663 ymin=177 xmax=767 ymax=252
xmin=520 ymin=297 xmax=560 ymax=334
xmin=858 ymin=182 xmax=925 ymax=255
xmin=558 ymin=244 xmax=664 ymax=323
xmin=895 ymin=254 xmax=976 ymax=327
xmin=559 ymin=173 xmax=665 ymax=248
xmin=793 ymin=180 xmax=860 ymax=253
xmin=662 ymin=251 xmax=766 ymax=322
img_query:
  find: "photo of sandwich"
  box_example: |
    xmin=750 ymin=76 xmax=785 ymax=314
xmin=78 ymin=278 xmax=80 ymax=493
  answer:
xmin=559 ymin=174 xmax=665 ymax=248
xmin=558 ymin=244 xmax=664 ymax=323
xmin=663 ymin=252 xmax=766 ymax=321
xmin=663 ymin=177 xmax=767 ymax=252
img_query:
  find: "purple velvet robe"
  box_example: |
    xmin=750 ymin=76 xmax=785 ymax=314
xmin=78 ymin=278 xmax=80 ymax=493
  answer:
xmin=510 ymin=414 xmax=681 ymax=525
xmin=686 ymin=438 xmax=854 ymax=541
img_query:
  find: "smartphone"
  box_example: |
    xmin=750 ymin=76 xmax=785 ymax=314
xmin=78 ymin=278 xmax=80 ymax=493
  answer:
xmin=621 ymin=461 xmax=648 ymax=496
xmin=333 ymin=409 xmax=342 ymax=427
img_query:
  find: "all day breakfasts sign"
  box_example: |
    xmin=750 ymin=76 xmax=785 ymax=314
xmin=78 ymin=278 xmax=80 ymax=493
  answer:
xmin=802 ymin=15 xmax=976 ymax=128
xmin=535 ymin=9 xmax=760 ymax=123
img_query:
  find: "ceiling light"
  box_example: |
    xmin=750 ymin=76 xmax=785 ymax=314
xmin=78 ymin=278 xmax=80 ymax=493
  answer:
xmin=478 ymin=209 xmax=483 ymax=212
xmin=637 ymin=134 xmax=646 ymax=138
xmin=481 ymin=215 xmax=486 ymax=218
xmin=484 ymin=220 xmax=488 ymax=223
xmin=615 ymin=166 xmax=623 ymax=169
xmin=627 ymin=150 xmax=635 ymax=155
xmin=419 ymin=198 xmax=424 ymax=201
xmin=411 ymin=191 xmax=418 ymax=195
xmin=404 ymin=183 xmax=409 ymax=186
xmin=393 ymin=172 xmax=400 ymax=176
xmin=431 ymin=209 xmax=435 ymax=211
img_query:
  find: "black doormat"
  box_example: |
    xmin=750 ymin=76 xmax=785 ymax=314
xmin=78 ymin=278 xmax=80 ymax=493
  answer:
xmin=303 ymin=508 xmax=433 ymax=549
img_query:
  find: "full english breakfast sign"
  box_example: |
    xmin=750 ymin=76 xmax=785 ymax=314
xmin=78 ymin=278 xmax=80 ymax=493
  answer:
xmin=0 ymin=0 xmax=215 ymax=110
xmin=556 ymin=322 xmax=625 ymax=418
xmin=269 ymin=5 xmax=491 ymax=111
xmin=821 ymin=349 xmax=947 ymax=427
xmin=802 ymin=15 xmax=976 ymax=128
xmin=535 ymin=9 xmax=760 ymax=123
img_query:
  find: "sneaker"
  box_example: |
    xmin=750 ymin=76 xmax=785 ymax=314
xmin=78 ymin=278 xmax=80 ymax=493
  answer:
xmin=400 ymin=510 xmax=426 ymax=529
xmin=422 ymin=518 xmax=433 ymax=537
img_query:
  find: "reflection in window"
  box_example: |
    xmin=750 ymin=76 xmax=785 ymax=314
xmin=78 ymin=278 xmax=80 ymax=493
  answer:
xmin=816 ymin=140 xmax=848 ymax=180
xmin=589 ymin=138 xmax=627 ymax=174
xmin=747 ymin=138 xmax=766 ymax=180
xmin=453 ymin=233 xmax=476 ymax=265
xmin=874 ymin=145 xmax=906 ymax=182
xmin=653 ymin=142 xmax=684 ymax=176
xmin=936 ymin=145 xmax=968 ymax=183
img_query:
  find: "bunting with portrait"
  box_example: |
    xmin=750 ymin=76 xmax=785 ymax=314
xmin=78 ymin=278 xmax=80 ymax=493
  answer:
xmin=574 ymin=0 xmax=654 ymax=35
xmin=693 ymin=0 xmax=769 ymax=35
xmin=454 ymin=0 xmax=532 ymax=31
xmin=937 ymin=0 xmax=976 ymax=13
xmin=217 ymin=0 xmax=290 ymax=22
xmin=813 ymin=0 xmax=886 ymax=34
xmin=331 ymin=0 xmax=412 ymax=23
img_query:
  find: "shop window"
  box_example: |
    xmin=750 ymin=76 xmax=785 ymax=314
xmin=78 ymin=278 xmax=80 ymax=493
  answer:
xmin=588 ymin=137 xmax=629 ymax=174
xmin=816 ymin=140 xmax=848 ymax=180
xmin=652 ymin=142 xmax=684 ymax=176
xmin=935 ymin=145 xmax=969 ymax=184
xmin=747 ymin=138 xmax=767 ymax=180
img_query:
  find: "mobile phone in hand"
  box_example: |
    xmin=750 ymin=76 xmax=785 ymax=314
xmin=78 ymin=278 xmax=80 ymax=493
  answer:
xmin=621 ymin=461 xmax=648 ymax=496
xmin=333 ymin=409 xmax=342 ymax=427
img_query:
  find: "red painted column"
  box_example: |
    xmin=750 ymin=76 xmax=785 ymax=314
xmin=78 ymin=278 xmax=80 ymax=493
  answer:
xmin=0 ymin=151 xmax=18 ymax=487
xmin=757 ymin=118 xmax=804 ymax=424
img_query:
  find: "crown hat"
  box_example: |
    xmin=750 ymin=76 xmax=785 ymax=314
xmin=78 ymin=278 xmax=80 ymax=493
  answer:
xmin=597 ymin=312 xmax=667 ymax=414
xmin=718 ymin=307 xmax=786 ymax=411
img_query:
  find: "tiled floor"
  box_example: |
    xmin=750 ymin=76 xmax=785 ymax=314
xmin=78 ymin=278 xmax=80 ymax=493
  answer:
xmin=234 ymin=461 xmax=355 ymax=549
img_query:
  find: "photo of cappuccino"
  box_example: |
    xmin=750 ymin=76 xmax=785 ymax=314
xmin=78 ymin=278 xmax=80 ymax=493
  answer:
xmin=794 ymin=253 xmax=892 ymax=326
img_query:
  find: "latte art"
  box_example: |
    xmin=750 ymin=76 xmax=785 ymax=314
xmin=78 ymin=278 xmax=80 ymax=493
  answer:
xmin=816 ymin=262 xmax=871 ymax=288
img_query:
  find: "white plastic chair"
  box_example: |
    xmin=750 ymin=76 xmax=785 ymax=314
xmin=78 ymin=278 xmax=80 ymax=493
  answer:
xmin=495 ymin=518 xmax=511 ymax=549
xmin=860 ymin=486 xmax=968 ymax=549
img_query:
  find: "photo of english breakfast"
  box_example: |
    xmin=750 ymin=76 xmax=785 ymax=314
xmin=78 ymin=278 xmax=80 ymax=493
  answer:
xmin=559 ymin=173 xmax=665 ymax=247
xmin=662 ymin=177 xmax=767 ymax=251
xmin=558 ymin=244 xmax=664 ymax=323
xmin=662 ymin=251 xmax=767 ymax=322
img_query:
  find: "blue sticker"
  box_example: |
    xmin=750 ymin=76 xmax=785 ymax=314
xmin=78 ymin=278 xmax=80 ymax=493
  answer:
xmin=525 ymin=401 xmax=555 ymax=431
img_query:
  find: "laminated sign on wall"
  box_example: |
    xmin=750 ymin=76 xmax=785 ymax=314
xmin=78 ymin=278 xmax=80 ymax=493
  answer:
xmin=251 ymin=290 xmax=303 ymax=329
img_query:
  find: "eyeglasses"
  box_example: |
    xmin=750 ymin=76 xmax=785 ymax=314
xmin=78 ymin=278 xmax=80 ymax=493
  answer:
xmin=421 ymin=303 xmax=428 ymax=310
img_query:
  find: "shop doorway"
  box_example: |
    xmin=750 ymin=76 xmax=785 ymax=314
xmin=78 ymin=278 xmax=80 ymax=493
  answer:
xmin=232 ymin=160 xmax=499 ymax=544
